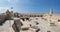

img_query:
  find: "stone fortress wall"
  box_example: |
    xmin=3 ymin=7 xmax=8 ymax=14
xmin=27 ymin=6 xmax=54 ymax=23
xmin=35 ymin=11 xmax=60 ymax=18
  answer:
xmin=0 ymin=9 xmax=60 ymax=32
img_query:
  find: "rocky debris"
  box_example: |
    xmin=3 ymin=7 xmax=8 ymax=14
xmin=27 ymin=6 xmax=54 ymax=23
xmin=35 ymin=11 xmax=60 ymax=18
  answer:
xmin=0 ymin=10 xmax=13 ymax=26
xmin=0 ymin=9 xmax=60 ymax=32
xmin=12 ymin=18 xmax=21 ymax=32
xmin=0 ymin=20 xmax=14 ymax=32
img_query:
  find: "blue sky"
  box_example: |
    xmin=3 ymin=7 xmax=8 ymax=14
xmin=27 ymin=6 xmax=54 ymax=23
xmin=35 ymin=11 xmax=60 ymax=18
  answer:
xmin=0 ymin=0 xmax=60 ymax=14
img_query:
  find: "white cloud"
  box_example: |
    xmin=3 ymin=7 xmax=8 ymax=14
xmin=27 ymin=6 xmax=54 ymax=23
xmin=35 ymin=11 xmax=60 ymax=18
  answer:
xmin=0 ymin=7 xmax=11 ymax=13
xmin=7 ymin=0 xmax=19 ymax=4
xmin=0 ymin=0 xmax=19 ymax=4
xmin=7 ymin=0 xmax=11 ymax=2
